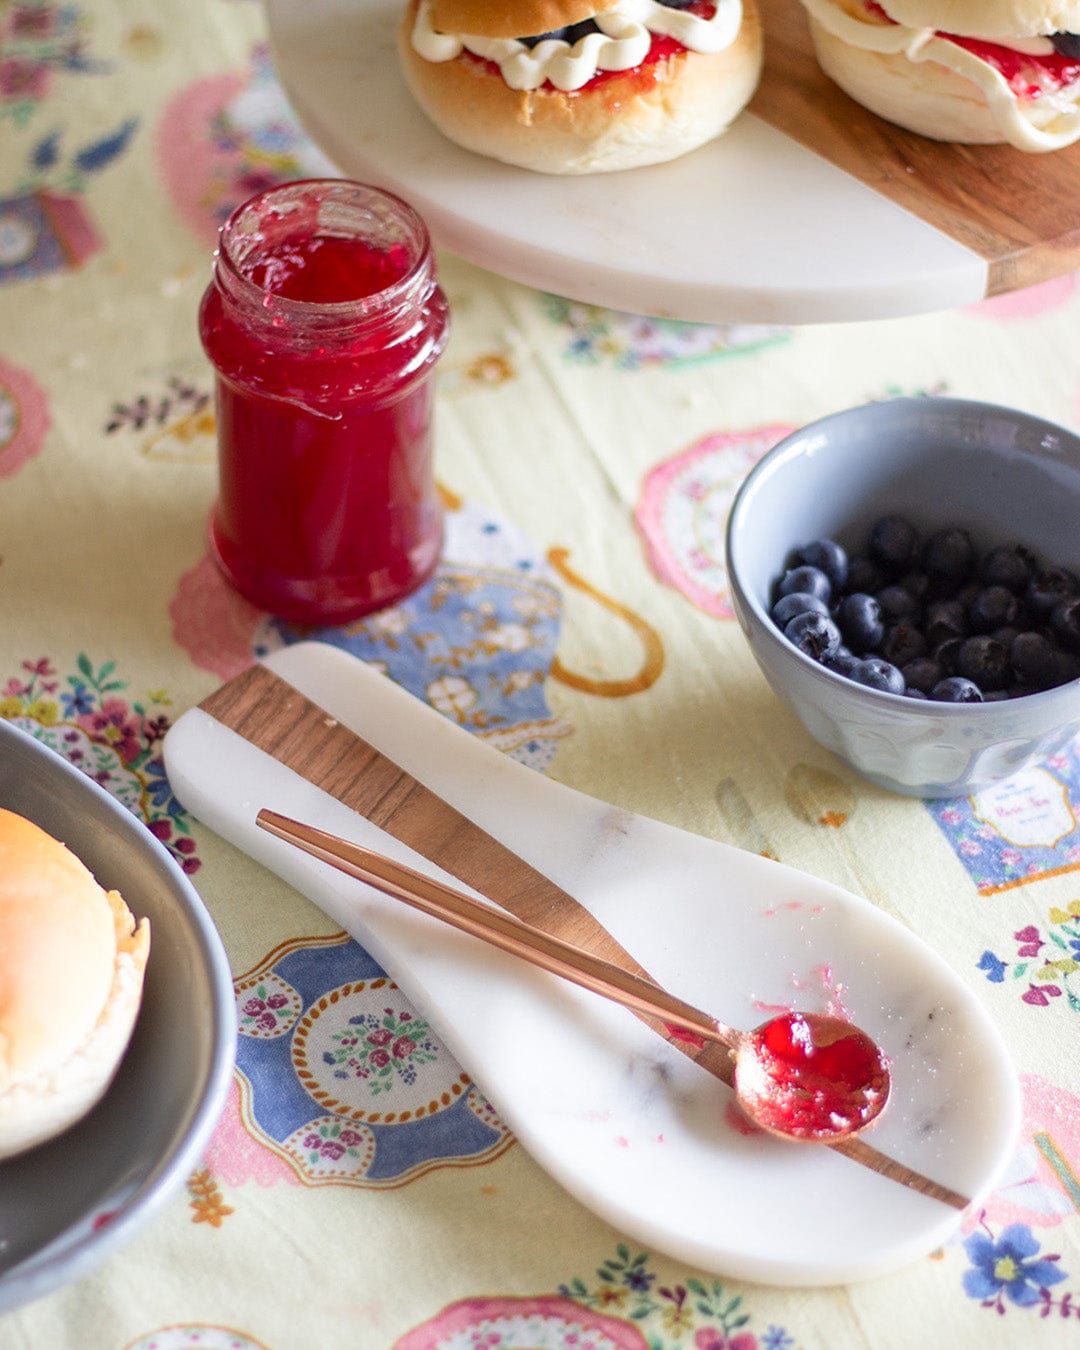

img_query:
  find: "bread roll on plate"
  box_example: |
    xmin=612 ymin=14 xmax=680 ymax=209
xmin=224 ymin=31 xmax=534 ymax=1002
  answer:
xmin=0 ymin=807 xmax=150 ymax=1159
xmin=799 ymin=0 xmax=1080 ymax=150
xmin=398 ymin=0 xmax=764 ymax=173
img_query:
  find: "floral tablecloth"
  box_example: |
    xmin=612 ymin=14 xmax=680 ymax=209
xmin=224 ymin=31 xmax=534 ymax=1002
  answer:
xmin=3 ymin=1 xmax=1080 ymax=1347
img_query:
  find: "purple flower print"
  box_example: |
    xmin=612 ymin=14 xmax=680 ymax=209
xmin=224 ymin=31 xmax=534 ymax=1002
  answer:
xmin=0 ymin=57 xmax=47 ymax=101
xmin=240 ymin=987 xmax=291 ymax=1033
xmin=695 ymin=1332 xmax=757 ymax=1350
xmin=1015 ymin=926 xmax=1044 ymax=958
xmin=301 ymin=1124 xmax=363 ymax=1164
xmin=1021 ymin=984 xmax=1062 ymax=1006
xmin=325 ymin=1006 xmax=438 ymax=1093
xmin=963 ymin=1224 xmax=1066 ymax=1307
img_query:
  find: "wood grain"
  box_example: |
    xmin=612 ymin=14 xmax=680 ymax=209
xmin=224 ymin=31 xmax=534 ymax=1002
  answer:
xmin=749 ymin=0 xmax=1080 ymax=294
xmin=200 ymin=662 xmax=970 ymax=1209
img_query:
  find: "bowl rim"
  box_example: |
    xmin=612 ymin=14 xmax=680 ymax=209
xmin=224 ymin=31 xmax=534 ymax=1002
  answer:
xmin=725 ymin=396 xmax=1080 ymax=716
xmin=0 ymin=718 xmax=236 ymax=1313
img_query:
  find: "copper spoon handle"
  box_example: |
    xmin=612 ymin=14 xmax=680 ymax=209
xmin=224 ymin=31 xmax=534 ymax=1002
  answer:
xmin=256 ymin=808 xmax=741 ymax=1050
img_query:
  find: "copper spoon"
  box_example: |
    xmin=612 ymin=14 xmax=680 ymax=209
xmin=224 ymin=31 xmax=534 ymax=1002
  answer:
xmin=256 ymin=809 xmax=891 ymax=1143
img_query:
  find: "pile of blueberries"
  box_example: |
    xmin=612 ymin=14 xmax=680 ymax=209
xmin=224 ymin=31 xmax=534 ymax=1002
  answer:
xmin=769 ymin=515 xmax=1080 ymax=702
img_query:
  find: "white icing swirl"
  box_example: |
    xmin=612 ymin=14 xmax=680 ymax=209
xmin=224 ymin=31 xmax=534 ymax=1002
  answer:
xmin=411 ymin=0 xmax=743 ymax=93
xmin=800 ymin=0 xmax=1080 ymax=149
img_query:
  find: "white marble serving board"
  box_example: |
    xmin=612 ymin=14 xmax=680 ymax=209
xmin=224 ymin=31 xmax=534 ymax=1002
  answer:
xmin=265 ymin=0 xmax=988 ymax=324
xmin=164 ymin=641 xmax=1019 ymax=1286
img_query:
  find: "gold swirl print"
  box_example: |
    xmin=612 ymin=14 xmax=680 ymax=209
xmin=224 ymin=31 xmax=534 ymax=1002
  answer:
xmin=547 ymin=546 xmax=665 ymax=697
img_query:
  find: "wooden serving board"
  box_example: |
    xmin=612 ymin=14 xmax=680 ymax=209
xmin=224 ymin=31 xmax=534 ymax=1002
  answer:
xmin=269 ymin=0 xmax=1079 ymax=320
xmin=750 ymin=0 xmax=1080 ymax=295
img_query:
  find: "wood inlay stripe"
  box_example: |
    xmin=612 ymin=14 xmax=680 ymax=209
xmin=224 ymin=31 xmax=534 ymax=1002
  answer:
xmin=200 ymin=663 xmax=969 ymax=1209
xmin=749 ymin=0 xmax=1080 ymax=295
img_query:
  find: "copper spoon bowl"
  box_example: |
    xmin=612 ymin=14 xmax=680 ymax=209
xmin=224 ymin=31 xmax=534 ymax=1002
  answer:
xmin=256 ymin=809 xmax=891 ymax=1143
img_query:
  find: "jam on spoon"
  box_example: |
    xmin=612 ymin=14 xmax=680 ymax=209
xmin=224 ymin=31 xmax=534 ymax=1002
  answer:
xmin=256 ymin=809 xmax=891 ymax=1144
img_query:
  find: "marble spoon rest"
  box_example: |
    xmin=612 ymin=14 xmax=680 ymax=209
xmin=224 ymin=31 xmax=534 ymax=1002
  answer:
xmin=163 ymin=640 xmax=1019 ymax=1286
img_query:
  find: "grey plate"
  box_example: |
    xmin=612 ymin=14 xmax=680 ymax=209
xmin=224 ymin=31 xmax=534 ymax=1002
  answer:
xmin=0 ymin=719 xmax=235 ymax=1313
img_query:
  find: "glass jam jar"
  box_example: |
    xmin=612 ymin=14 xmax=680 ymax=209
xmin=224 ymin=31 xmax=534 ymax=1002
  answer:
xmin=199 ymin=179 xmax=449 ymax=625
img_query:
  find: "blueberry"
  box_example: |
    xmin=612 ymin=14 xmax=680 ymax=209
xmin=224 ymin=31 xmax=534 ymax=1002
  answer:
xmin=925 ymin=598 xmax=967 ymax=647
xmin=825 ymin=646 xmax=860 ymax=677
xmin=869 ymin=515 xmax=918 ymax=573
xmin=1050 ymin=595 xmax=1080 ymax=652
xmin=880 ymin=622 xmax=927 ymax=668
xmin=957 ymin=635 xmax=1010 ymax=691
xmin=922 ymin=527 xmax=974 ymax=587
xmin=968 ymin=585 xmax=1019 ymax=634
xmin=771 ymin=591 xmax=829 ymax=627
xmin=981 ymin=542 xmax=1036 ymax=594
xmin=850 ymin=657 xmax=906 ymax=694
xmin=794 ymin=539 xmax=848 ymax=592
xmin=1010 ymin=630 xmax=1062 ymax=690
xmin=876 ymin=583 xmax=921 ymax=624
xmin=896 ymin=569 xmax=930 ymax=603
xmin=522 ymin=19 xmax=597 ymax=44
xmin=1059 ymin=650 xmax=1080 ymax=685
xmin=931 ymin=676 xmax=984 ymax=703
xmin=777 ymin=564 xmax=832 ymax=604
xmin=905 ymin=687 xmax=929 ymax=699
xmin=836 ymin=592 xmax=884 ymax=654
xmin=846 ymin=555 xmax=884 ymax=594
xmin=990 ymin=624 xmax=1021 ymax=649
xmin=932 ymin=636 xmax=963 ymax=675
xmin=1026 ymin=566 xmax=1079 ymax=621
xmin=784 ymin=610 xmax=841 ymax=662
xmin=1051 ymin=31 xmax=1080 ymax=57
xmin=901 ymin=656 xmax=944 ymax=695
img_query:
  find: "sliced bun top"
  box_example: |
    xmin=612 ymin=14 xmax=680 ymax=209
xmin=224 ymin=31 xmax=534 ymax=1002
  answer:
xmin=879 ymin=0 xmax=1080 ymax=36
xmin=427 ymin=0 xmax=624 ymax=40
xmin=0 ymin=808 xmax=139 ymax=1084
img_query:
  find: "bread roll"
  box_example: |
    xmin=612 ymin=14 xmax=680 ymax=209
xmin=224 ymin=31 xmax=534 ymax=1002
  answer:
xmin=879 ymin=0 xmax=1080 ymax=39
xmin=0 ymin=808 xmax=151 ymax=1158
xmin=800 ymin=0 xmax=1080 ymax=150
xmin=398 ymin=0 xmax=764 ymax=174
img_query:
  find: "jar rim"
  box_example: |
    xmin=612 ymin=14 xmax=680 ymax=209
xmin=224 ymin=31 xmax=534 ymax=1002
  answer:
xmin=214 ymin=178 xmax=435 ymax=322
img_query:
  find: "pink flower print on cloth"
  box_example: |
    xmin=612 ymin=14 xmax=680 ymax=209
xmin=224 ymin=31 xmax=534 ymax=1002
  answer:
xmin=124 ymin=1328 xmax=271 ymax=1350
xmin=158 ymin=43 xmax=336 ymax=246
xmin=395 ymin=1296 xmax=651 ymax=1350
xmin=636 ymin=426 xmax=794 ymax=618
xmin=0 ymin=355 xmax=49 ymax=475
xmin=967 ymin=274 xmax=1076 ymax=320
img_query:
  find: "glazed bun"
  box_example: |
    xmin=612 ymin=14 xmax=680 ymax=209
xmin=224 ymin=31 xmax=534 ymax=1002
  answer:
xmin=800 ymin=0 xmax=1080 ymax=150
xmin=0 ymin=808 xmax=150 ymax=1159
xmin=878 ymin=0 xmax=1080 ymax=37
xmin=427 ymin=0 xmax=625 ymax=38
xmin=398 ymin=0 xmax=764 ymax=174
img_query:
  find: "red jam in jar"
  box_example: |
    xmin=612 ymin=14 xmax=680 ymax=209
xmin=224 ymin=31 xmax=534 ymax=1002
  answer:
xmin=199 ymin=180 xmax=449 ymax=625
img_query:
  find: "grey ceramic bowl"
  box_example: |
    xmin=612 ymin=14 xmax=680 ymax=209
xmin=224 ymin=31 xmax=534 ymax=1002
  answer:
xmin=0 ymin=719 xmax=235 ymax=1312
xmin=726 ymin=397 xmax=1080 ymax=798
